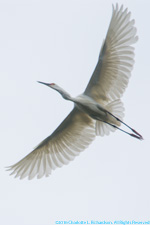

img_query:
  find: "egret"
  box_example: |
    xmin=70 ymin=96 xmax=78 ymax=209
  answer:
xmin=7 ymin=4 xmax=143 ymax=180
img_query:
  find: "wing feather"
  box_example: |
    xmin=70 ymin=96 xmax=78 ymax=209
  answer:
xmin=84 ymin=4 xmax=138 ymax=103
xmin=7 ymin=108 xmax=95 ymax=179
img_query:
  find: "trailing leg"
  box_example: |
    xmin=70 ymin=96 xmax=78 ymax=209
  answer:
xmin=106 ymin=111 xmax=143 ymax=140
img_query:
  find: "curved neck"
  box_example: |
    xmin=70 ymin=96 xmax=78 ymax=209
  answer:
xmin=56 ymin=87 xmax=73 ymax=102
xmin=62 ymin=91 xmax=72 ymax=101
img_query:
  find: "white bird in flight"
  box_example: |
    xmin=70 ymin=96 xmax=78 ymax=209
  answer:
xmin=8 ymin=4 xmax=143 ymax=180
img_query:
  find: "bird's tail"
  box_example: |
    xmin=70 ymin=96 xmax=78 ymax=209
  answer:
xmin=95 ymin=99 xmax=124 ymax=136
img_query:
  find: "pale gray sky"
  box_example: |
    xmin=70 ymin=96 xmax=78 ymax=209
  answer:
xmin=0 ymin=0 xmax=150 ymax=224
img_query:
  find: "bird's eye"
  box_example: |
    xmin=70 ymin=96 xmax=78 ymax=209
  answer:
xmin=50 ymin=83 xmax=55 ymax=85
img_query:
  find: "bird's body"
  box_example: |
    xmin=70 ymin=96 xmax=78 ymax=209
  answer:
xmin=7 ymin=4 xmax=143 ymax=179
xmin=71 ymin=95 xmax=106 ymax=120
xmin=65 ymin=94 xmax=118 ymax=126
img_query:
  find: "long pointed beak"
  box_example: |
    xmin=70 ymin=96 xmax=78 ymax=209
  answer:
xmin=37 ymin=81 xmax=50 ymax=87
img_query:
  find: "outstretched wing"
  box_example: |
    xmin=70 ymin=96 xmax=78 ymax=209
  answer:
xmin=7 ymin=108 xmax=95 ymax=179
xmin=84 ymin=4 xmax=138 ymax=103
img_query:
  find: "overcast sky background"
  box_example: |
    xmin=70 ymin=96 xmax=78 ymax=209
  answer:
xmin=0 ymin=0 xmax=150 ymax=224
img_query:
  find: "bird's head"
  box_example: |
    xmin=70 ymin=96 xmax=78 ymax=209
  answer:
xmin=37 ymin=81 xmax=59 ymax=89
xmin=37 ymin=81 xmax=71 ymax=100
